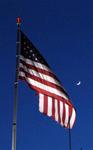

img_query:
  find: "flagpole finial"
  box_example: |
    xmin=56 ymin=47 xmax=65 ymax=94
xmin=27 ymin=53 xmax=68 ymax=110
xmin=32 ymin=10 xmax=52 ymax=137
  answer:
xmin=16 ymin=17 xmax=21 ymax=26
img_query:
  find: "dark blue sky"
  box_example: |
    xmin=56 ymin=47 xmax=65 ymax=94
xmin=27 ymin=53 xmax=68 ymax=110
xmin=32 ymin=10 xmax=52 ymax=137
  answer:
xmin=0 ymin=0 xmax=93 ymax=150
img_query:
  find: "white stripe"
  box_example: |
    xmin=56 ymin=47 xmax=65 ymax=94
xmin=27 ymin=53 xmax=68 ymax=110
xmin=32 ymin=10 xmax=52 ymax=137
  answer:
xmin=60 ymin=101 xmax=64 ymax=126
xmin=70 ymin=108 xmax=76 ymax=128
xmin=19 ymin=71 xmax=68 ymax=100
xmin=55 ymin=99 xmax=58 ymax=122
xmin=20 ymin=55 xmax=52 ymax=73
xmin=39 ymin=93 xmax=44 ymax=113
xmin=19 ymin=62 xmax=61 ymax=87
xmin=47 ymin=97 xmax=52 ymax=116
xmin=64 ymin=104 xmax=69 ymax=127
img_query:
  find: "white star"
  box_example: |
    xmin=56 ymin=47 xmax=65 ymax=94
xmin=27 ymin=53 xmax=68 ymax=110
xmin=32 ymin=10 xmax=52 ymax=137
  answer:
xmin=30 ymin=50 xmax=32 ymax=52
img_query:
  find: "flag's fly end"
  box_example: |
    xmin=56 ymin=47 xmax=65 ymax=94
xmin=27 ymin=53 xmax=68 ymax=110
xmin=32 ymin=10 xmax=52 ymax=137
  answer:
xmin=17 ymin=17 xmax=21 ymax=26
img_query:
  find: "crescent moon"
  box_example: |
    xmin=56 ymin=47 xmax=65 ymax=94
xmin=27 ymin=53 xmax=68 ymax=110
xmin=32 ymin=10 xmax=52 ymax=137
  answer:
xmin=76 ymin=81 xmax=81 ymax=86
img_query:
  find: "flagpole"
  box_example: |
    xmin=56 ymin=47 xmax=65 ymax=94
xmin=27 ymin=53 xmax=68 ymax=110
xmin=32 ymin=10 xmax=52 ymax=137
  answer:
xmin=68 ymin=117 xmax=72 ymax=150
xmin=12 ymin=17 xmax=21 ymax=150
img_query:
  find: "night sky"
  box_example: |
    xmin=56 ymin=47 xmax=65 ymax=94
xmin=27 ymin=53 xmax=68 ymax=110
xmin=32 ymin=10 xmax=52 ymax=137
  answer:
xmin=0 ymin=0 xmax=93 ymax=150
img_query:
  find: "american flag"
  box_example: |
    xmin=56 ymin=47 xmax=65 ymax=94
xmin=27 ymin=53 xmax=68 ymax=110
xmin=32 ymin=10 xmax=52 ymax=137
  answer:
xmin=19 ymin=31 xmax=76 ymax=128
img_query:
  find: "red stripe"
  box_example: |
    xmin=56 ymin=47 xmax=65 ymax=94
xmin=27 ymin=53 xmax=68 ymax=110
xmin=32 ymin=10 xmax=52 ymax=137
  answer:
xmin=19 ymin=68 xmax=68 ymax=95
xmin=67 ymin=107 xmax=76 ymax=128
xmin=52 ymin=98 xmax=55 ymax=120
xmin=67 ymin=106 xmax=72 ymax=128
xmin=19 ymin=76 xmax=73 ymax=107
xmin=62 ymin=103 xmax=66 ymax=125
xmin=72 ymin=110 xmax=76 ymax=128
xmin=58 ymin=101 xmax=61 ymax=123
xmin=43 ymin=95 xmax=48 ymax=115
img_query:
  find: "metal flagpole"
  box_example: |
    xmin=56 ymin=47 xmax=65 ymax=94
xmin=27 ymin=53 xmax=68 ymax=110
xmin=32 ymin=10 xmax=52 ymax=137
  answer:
xmin=68 ymin=117 xmax=72 ymax=150
xmin=12 ymin=17 xmax=21 ymax=150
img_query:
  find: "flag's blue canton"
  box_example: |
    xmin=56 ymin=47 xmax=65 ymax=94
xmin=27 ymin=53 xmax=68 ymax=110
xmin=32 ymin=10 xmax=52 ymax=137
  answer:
xmin=21 ymin=31 xmax=49 ymax=67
